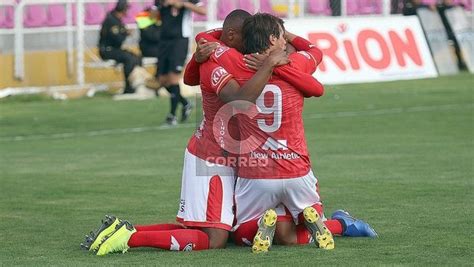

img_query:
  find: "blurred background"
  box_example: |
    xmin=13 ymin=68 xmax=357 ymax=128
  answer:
xmin=0 ymin=0 xmax=472 ymax=99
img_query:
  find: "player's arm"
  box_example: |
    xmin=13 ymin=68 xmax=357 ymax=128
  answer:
xmin=183 ymin=39 xmax=219 ymax=86
xmin=285 ymin=31 xmax=323 ymax=72
xmin=274 ymin=66 xmax=324 ymax=97
xmin=218 ymin=49 xmax=288 ymax=107
xmin=244 ymin=53 xmax=324 ymax=97
xmin=195 ymin=29 xmax=222 ymax=43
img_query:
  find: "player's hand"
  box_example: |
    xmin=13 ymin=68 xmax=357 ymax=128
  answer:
xmin=265 ymin=47 xmax=290 ymax=67
xmin=195 ymin=38 xmax=218 ymax=63
xmin=243 ymin=53 xmax=268 ymax=70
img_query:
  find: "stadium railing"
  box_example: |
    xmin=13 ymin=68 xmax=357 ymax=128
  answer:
xmin=1 ymin=0 xmax=472 ymax=93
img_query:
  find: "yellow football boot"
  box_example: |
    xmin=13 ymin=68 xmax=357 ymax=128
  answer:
xmin=303 ymin=206 xmax=335 ymax=250
xmin=96 ymin=221 xmax=136 ymax=256
xmin=81 ymin=215 xmax=121 ymax=252
xmin=252 ymin=209 xmax=277 ymax=254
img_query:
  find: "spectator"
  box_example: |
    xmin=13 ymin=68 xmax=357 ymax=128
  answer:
xmin=155 ymin=0 xmax=206 ymax=125
xmin=136 ymin=6 xmax=162 ymax=89
xmin=99 ymin=0 xmax=153 ymax=99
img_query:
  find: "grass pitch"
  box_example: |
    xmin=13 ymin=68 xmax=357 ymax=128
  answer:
xmin=0 ymin=73 xmax=472 ymax=265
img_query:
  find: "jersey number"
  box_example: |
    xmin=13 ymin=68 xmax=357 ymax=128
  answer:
xmin=256 ymin=85 xmax=282 ymax=133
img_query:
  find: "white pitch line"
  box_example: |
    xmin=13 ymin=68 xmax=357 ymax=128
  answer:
xmin=0 ymin=103 xmax=472 ymax=143
xmin=307 ymin=103 xmax=473 ymax=119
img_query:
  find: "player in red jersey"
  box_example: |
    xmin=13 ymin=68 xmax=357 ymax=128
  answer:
xmin=195 ymin=13 xmax=338 ymax=252
xmin=80 ymin=10 xmax=316 ymax=255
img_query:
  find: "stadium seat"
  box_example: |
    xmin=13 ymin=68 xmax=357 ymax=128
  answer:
xmin=143 ymin=0 xmax=155 ymax=9
xmin=307 ymin=0 xmax=332 ymax=15
xmin=0 ymin=6 xmax=14 ymax=29
xmin=47 ymin=4 xmax=67 ymax=27
xmin=346 ymin=0 xmax=360 ymax=15
xmin=259 ymin=0 xmax=275 ymax=14
xmin=105 ymin=2 xmax=116 ymax=12
xmin=123 ymin=2 xmax=143 ymax=24
xmin=24 ymin=5 xmax=48 ymax=28
xmin=85 ymin=3 xmax=106 ymax=25
xmin=358 ymin=0 xmax=382 ymax=15
xmin=238 ymin=0 xmax=255 ymax=13
xmin=217 ymin=0 xmax=236 ymax=20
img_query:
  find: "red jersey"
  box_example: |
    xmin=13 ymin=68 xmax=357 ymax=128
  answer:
xmin=186 ymin=59 xmax=240 ymax=165
xmin=207 ymin=43 xmax=324 ymax=179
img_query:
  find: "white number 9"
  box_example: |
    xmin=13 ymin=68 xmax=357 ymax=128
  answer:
xmin=256 ymin=85 xmax=282 ymax=133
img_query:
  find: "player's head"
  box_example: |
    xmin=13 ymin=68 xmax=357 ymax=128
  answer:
xmin=114 ymin=0 xmax=129 ymax=15
xmin=242 ymin=13 xmax=286 ymax=54
xmin=221 ymin=9 xmax=252 ymax=53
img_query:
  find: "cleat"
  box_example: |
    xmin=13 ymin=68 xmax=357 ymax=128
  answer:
xmin=303 ymin=206 xmax=335 ymax=250
xmin=80 ymin=215 xmax=120 ymax=251
xmin=181 ymin=103 xmax=193 ymax=122
xmin=331 ymin=210 xmax=377 ymax=238
xmin=252 ymin=209 xmax=277 ymax=254
xmin=96 ymin=221 xmax=137 ymax=256
xmin=164 ymin=114 xmax=178 ymax=126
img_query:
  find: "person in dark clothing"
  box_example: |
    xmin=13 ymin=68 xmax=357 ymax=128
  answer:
xmin=137 ymin=7 xmax=161 ymax=60
xmin=155 ymin=0 xmax=206 ymax=125
xmin=99 ymin=0 xmax=142 ymax=94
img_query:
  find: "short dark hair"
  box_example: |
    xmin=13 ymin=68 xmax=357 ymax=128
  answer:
xmin=242 ymin=13 xmax=285 ymax=54
xmin=223 ymin=9 xmax=251 ymax=31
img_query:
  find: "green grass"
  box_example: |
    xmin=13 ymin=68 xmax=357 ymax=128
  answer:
xmin=0 ymin=73 xmax=472 ymax=265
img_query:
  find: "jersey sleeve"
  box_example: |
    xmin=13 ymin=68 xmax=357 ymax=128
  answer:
xmin=195 ymin=29 xmax=222 ymax=43
xmin=201 ymin=61 xmax=234 ymax=95
xmin=183 ymin=54 xmax=201 ymax=86
xmin=273 ymin=66 xmax=324 ymax=98
xmin=287 ymin=36 xmax=324 ymax=74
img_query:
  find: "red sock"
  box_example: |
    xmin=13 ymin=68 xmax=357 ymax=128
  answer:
xmin=324 ymin=219 xmax=343 ymax=235
xmin=128 ymin=229 xmax=209 ymax=251
xmin=295 ymin=220 xmax=343 ymax=244
xmin=233 ymin=219 xmax=258 ymax=246
xmin=135 ymin=224 xmax=184 ymax=232
xmin=296 ymin=224 xmax=311 ymax=244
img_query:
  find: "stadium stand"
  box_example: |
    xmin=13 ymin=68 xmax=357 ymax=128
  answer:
xmin=358 ymin=0 xmax=383 ymax=15
xmin=307 ymin=0 xmax=332 ymax=15
xmin=238 ymin=0 xmax=255 ymax=13
xmin=85 ymin=3 xmax=106 ymax=25
xmin=47 ymin=4 xmax=67 ymax=27
xmin=217 ymin=0 xmax=236 ymax=20
xmin=123 ymin=2 xmax=144 ymax=23
xmin=0 ymin=6 xmax=15 ymax=29
xmin=24 ymin=4 xmax=47 ymax=28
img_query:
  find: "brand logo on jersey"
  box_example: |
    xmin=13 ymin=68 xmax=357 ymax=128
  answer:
xmin=182 ymin=243 xmax=194 ymax=251
xmin=214 ymin=46 xmax=229 ymax=58
xmin=297 ymin=51 xmax=311 ymax=59
xmin=179 ymin=199 xmax=185 ymax=212
xmin=262 ymin=138 xmax=288 ymax=151
xmin=170 ymin=236 xmax=180 ymax=251
xmin=211 ymin=67 xmax=229 ymax=87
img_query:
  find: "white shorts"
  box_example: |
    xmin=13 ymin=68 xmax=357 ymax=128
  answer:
xmin=176 ymin=149 xmax=236 ymax=231
xmin=234 ymin=170 xmax=321 ymax=228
